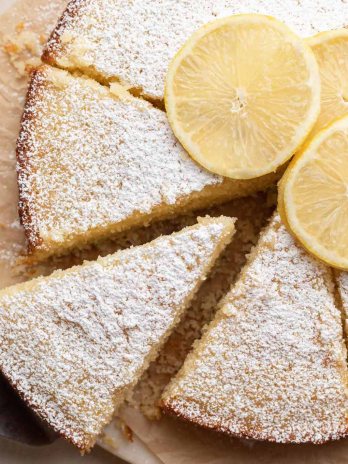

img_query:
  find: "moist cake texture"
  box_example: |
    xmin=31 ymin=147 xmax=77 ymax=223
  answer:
xmin=43 ymin=0 xmax=348 ymax=100
xmin=335 ymin=271 xmax=348 ymax=337
xmin=162 ymin=213 xmax=348 ymax=443
xmin=130 ymin=193 xmax=274 ymax=420
xmin=0 ymin=217 xmax=235 ymax=452
xmin=17 ymin=65 xmax=275 ymax=261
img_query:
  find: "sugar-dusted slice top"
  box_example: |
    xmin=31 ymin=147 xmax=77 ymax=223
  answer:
xmin=0 ymin=216 xmax=235 ymax=452
xmin=43 ymin=0 xmax=348 ymax=100
xmin=17 ymin=65 xmax=271 ymax=261
xmin=162 ymin=214 xmax=348 ymax=443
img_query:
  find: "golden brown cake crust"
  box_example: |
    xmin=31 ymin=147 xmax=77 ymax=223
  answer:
xmin=0 ymin=217 xmax=235 ymax=452
xmin=0 ymin=369 xmax=91 ymax=451
xmin=16 ymin=67 xmax=45 ymax=254
xmin=16 ymin=65 xmax=277 ymax=262
xmin=41 ymin=0 xmax=348 ymax=101
xmin=162 ymin=214 xmax=348 ymax=444
xmin=41 ymin=0 xmax=83 ymax=68
xmin=161 ymin=401 xmax=348 ymax=445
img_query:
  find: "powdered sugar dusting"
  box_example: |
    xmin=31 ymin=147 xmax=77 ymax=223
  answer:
xmin=17 ymin=65 xmax=224 ymax=254
xmin=0 ymin=217 xmax=235 ymax=451
xmin=130 ymin=194 xmax=273 ymax=420
xmin=44 ymin=0 xmax=348 ymax=99
xmin=163 ymin=213 xmax=348 ymax=443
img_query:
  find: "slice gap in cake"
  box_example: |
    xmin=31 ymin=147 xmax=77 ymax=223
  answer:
xmin=162 ymin=213 xmax=348 ymax=443
xmin=0 ymin=216 xmax=235 ymax=452
xmin=129 ymin=193 xmax=274 ymax=420
xmin=42 ymin=0 xmax=347 ymax=102
xmin=17 ymin=65 xmax=277 ymax=262
xmin=42 ymin=0 xmax=233 ymax=101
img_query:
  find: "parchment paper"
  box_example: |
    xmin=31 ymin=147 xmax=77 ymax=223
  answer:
xmin=1 ymin=1 xmax=348 ymax=464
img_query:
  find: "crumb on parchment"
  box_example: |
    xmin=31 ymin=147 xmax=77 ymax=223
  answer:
xmin=2 ymin=22 xmax=45 ymax=76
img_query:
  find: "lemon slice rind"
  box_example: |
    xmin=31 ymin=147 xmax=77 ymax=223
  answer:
xmin=280 ymin=115 xmax=348 ymax=270
xmin=165 ymin=14 xmax=321 ymax=180
xmin=307 ymin=28 xmax=348 ymax=50
xmin=306 ymin=28 xmax=348 ymax=137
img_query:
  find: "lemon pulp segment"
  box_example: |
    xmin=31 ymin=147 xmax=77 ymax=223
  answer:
xmin=281 ymin=116 xmax=348 ymax=270
xmin=165 ymin=14 xmax=320 ymax=179
xmin=308 ymin=29 xmax=348 ymax=137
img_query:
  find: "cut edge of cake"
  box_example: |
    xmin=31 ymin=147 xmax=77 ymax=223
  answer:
xmin=0 ymin=216 xmax=236 ymax=452
xmin=333 ymin=270 xmax=348 ymax=359
xmin=41 ymin=0 xmax=348 ymax=104
xmin=17 ymin=65 xmax=279 ymax=263
xmin=161 ymin=213 xmax=348 ymax=444
xmin=42 ymin=1 xmax=115 ymax=87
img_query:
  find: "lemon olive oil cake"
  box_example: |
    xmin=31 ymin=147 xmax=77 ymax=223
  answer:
xmin=0 ymin=217 xmax=235 ymax=452
xmin=17 ymin=65 xmax=274 ymax=261
xmin=162 ymin=213 xmax=348 ymax=443
xmin=42 ymin=0 xmax=346 ymax=101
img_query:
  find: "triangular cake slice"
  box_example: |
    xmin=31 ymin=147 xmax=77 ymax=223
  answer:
xmin=0 ymin=216 xmax=235 ymax=452
xmin=17 ymin=65 xmax=274 ymax=261
xmin=162 ymin=213 xmax=348 ymax=443
xmin=42 ymin=0 xmax=344 ymax=101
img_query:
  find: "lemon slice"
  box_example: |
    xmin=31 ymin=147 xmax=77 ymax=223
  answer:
xmin=279 ymin=115 xmax=348 ymax=270
xmin=307 ymin=29 xmax=348 ymax=137
xmin=165 ymin=14 xmax=320 ymax=180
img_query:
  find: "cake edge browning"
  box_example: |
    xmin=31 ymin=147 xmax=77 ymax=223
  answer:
xmin=16 ymin=67 xmax=46 ymax=255
xmin=161 ymin=399 xmax=348 ymax=445
xmin=161 ymin=213 xmax=348 ymax=444
xmin=16 ymin=65 xmax=280 ymax=263
xmin=0 ymin=216 xmax=236 ymax=453
xmin=42 ymin=0 xmax=113 ymax=87
xmin=0 ymin=368 xmax=109 ymax=453
xmin=41 ymin=0 xmax=84 ymax=68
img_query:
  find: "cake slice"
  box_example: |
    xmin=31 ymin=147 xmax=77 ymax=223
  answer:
xmin=0 ymin=216 xmax=235 ymax=452
xmin=162 ymin=213 xmax=348 ymax=443
xmin=335 ymin=272 xmax=348 ymax=335
xmin=17 ymin=65 xmax=275 ymax=262
xmin=42 ymin=0 xmax=345 ymax=101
